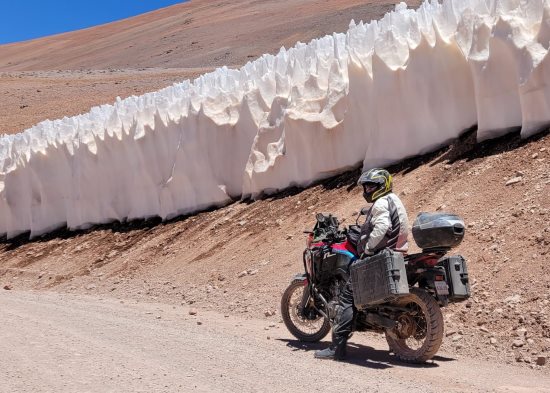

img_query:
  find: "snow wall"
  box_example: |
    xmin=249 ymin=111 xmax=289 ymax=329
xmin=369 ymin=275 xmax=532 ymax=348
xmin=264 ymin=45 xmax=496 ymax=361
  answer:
xmin=1 ymin=0 xmax=550 ymax=239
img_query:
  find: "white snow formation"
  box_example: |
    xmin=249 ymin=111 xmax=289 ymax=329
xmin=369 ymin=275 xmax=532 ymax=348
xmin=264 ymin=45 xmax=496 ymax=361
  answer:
xmin=1 ymin=0 xmax=549 ymax=238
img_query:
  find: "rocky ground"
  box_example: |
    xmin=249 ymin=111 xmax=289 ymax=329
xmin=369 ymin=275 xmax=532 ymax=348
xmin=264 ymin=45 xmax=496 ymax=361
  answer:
xmin=0 ymin=0 xmax=548 ymax=379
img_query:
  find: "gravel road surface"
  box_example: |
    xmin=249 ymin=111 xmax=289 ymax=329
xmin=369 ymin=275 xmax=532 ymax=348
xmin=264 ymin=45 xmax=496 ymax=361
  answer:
xmin=1 ymin=291 xmax=549 ymax=393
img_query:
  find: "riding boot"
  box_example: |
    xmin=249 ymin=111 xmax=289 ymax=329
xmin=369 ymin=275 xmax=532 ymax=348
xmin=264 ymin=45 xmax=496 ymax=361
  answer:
xmin=333 ymin=335 xmax=348 ymax=360
xmin=314 ymin=334 xmax=348 ymax=361
xmin=313 ymin=345 xmax=337 ymax=360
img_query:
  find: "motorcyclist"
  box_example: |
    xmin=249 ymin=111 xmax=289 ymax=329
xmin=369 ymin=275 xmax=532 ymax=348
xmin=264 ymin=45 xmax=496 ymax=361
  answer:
xmin=314 ymin=168 xmax=409 ymax=360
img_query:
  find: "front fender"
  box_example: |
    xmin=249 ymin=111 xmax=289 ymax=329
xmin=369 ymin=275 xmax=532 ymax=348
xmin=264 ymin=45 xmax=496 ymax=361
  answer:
xmin=291 ymin=273 xmax=308 ymax=285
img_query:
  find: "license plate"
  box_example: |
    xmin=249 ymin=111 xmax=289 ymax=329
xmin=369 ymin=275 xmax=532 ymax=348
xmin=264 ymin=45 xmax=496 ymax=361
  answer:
xmin=434 ymin=281 xmax=449 ymax=295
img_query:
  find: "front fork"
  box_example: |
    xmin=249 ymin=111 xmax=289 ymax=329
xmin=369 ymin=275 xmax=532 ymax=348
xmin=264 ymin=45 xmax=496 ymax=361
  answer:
xmin=292 ymin=273 xmax=330 ymax=321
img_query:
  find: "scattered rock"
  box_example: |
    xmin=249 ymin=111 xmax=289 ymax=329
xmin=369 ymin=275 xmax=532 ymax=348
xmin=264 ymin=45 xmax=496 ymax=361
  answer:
xmin=516 ymin=328 xmax=527 ymax=337
xmin=479 ymin=326 xmax=490 ymax=333
xmin=536 ymin=356 xmax=547 ymax=366
xmin=446 ymin=329 xmax=457 ymax=337
xmin=515 ymin=352 xmax=524 ymax=362
xmin=532 ymin=153 xmax=539 ymax=159
xmin=237 ymin=271 xmax=248 ymax=278
xmin=238 ymin=220 xmax=247 ymax=226
xmin=512 ymin=339 xmax=525 ymax=347
xmin=3 ymin=284 xmax=12 ymax=290
xmin=189 ymin=308 xmax=198 ymax=316
xmin=436 ymin=204 xmax=446 ymax=211
xmin=504 ymin=294 xmax=521 ymax=304
xmin=85 ymin=284 xmax=96 ymax=290
xmin=264 ymin=309 xmax=276 ymax=317
xmin=197 ymin=321 xmax=203 ymax=325
xmin=452 ymin=334 xmax=463 ymax=342
xmin=490 ymin=337 xmax=498 ymax=345
xmin=505 ymin=177 xmax=522 ymax=186
xmin=286 ymin=234 xmax=293 ymax=240
xmin=247 ymin=269 xmax=258 ymax=276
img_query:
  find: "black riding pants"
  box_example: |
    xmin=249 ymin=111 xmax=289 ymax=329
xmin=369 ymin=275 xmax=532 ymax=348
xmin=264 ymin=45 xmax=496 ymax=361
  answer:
xmin=331 ymin=278 xmax=355 ymax=344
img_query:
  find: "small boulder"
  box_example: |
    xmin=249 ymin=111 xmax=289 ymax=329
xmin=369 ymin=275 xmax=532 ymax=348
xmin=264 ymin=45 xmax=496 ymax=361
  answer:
xmin=504 ymin=294 xmax=521 ymax=304
xmin=505 ymin=177 xmax=523 ymax=186
xmin=512 ymin=339 xmax=525 ymax=347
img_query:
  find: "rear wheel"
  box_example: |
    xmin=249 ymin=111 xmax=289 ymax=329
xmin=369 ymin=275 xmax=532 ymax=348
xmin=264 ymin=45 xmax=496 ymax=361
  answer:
xmin=281 ymin=280 xmax=330 ymax=342
xmin=385 ymin=287 xmax=444 ymax=363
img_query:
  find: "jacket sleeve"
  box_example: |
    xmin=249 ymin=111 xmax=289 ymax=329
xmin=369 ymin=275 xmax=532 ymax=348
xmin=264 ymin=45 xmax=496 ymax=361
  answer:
xmin=366 ymin=199 xmax=391 ymax=252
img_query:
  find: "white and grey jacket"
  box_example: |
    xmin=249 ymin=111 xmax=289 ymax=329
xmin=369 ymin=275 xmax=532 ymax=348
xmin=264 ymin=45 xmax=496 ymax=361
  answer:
xmin=358 ymin=193 xmax=409 ymax=255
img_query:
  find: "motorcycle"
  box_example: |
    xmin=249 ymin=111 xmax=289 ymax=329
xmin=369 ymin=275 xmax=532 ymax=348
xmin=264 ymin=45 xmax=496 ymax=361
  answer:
xmin=281 ymin=209 xmax=470 ymax=363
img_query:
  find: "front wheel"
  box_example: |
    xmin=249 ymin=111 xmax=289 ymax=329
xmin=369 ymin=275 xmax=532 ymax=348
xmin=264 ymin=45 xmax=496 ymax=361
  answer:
xmin=281 ymin=279 xmax=330 ymax=342
xmin=385 ymin=287 xmax=444 ymax=363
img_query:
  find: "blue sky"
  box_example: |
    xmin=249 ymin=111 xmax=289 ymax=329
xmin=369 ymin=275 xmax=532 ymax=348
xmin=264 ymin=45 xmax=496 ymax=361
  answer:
xmin=0 ymin=1 xmax=187 ymax=45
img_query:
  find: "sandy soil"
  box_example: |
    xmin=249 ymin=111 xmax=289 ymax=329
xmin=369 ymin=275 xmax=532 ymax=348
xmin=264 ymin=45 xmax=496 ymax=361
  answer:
xmin=0 ymin=0 xmax=549 ymax=388
xmin=0 ymin=68 xmax=211 ymax=134
xmin=3 ymin=290 xmax=549 ymax=393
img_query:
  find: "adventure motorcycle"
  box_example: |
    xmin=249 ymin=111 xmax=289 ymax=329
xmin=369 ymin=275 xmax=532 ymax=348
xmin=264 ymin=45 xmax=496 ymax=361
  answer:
xmin=281 ymin=209 xmax=470 ymax=363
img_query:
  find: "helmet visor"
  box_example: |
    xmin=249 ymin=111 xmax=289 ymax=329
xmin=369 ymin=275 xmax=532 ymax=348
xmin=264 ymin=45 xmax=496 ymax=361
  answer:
xmin=363 ymin=183 xmax=378 ymax=194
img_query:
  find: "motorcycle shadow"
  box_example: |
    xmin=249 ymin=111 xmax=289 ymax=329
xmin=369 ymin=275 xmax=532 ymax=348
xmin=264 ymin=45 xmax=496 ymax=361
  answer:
xmin=279 ymin=339 xmax=456 ymax=369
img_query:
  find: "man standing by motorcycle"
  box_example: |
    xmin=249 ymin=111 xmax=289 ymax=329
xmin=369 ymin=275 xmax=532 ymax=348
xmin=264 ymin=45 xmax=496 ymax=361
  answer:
xmin=314 ymin=168 xmax=409 ymax=360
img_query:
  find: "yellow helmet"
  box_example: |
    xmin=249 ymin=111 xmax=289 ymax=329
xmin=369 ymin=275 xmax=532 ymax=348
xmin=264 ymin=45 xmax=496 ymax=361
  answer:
xmin=358 ymin=168 xmax=393 ymax=203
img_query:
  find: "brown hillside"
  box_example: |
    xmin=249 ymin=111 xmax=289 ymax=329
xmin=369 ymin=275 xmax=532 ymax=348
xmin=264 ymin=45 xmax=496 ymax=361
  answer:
xmin=0 ymin=0 xmax=548 ymax=371
xmin=0 ymin=0 xmax=419 ymax=135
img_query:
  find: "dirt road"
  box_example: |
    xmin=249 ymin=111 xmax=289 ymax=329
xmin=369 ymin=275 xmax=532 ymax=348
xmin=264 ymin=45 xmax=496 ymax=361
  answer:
xmin=1 ymin=291 xmax=548 ymax=393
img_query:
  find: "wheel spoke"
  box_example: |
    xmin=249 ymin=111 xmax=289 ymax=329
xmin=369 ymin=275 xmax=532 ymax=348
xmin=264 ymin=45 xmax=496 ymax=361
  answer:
xmin=288 ymin=286 xmax=325 ymax=335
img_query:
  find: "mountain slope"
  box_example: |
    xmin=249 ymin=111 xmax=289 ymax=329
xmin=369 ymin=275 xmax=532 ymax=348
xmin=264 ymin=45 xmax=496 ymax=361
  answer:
xmin=0 ymin=0 xmax=416 ymax=71
xmin=0 ymin=0 xmax=419 ymax=135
